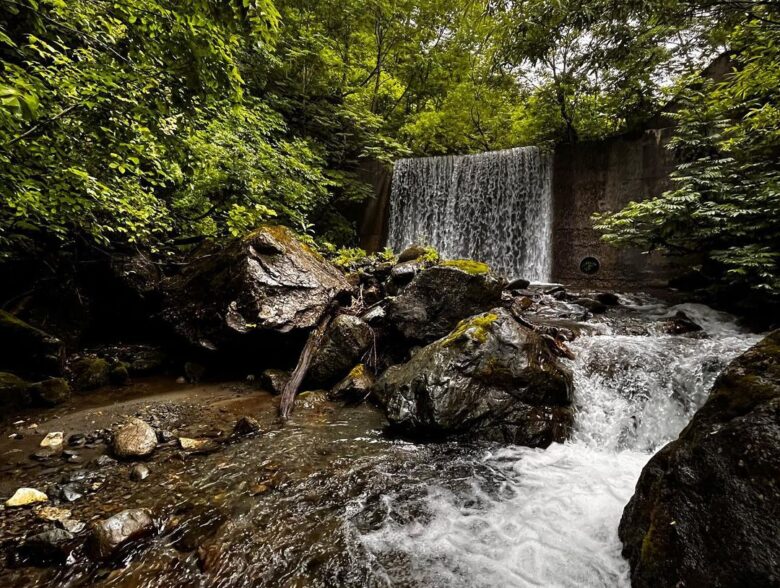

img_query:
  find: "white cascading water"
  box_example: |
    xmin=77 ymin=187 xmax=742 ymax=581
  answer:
xmin=387 ymin=147 xmax=553 ymax=282
xmin=358 ymin=301 xmax=761 ymax=587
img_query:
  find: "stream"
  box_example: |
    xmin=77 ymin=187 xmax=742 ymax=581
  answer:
xmin=0 ymin=298 xmax=760 ymax=587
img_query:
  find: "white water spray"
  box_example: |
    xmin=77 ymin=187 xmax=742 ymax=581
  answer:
xmin=387 ymin=147 xmax=553 ymax=282
xmin=358 ymin=302 xmax=761 ymax=587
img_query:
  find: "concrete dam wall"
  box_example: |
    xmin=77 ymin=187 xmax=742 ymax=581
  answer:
xmin=360 ymin=126 xmax=686 ymax=290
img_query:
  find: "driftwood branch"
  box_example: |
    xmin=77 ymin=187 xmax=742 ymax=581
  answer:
xmin=278 ymin=302 xmax=339 ymax=420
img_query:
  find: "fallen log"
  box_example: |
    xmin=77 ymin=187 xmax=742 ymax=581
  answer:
xmin=278 ymin=302 xmax=339 ymax=420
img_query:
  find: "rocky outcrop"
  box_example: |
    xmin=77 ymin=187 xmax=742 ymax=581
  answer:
xmin=0 ymin=310 xmax=64 ymax=377
xmin=385 ymin=263 xmax=506 ymax=344
xmin=112 ymin=418 xmax=157 ymax=459
xmin=161 ymin=225 xmax=351 ymax=351
xmin=619 ymin=330 xmax=780 ymax=588
xmin=374 ymin=308 xmax=573 ymax=446
xmin=307 ymin=314 xmax=373 ymax=386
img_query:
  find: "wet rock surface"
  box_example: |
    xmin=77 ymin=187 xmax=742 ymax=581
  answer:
xmin=375 ymin=308 xmax=573 ymax=446
xmin=329 ymin=364 xmax=375 ymax=403
xmin=90 ymin=508 xmax=156 ymax=560
xmin=385 ymin=264 xmax=506 ymax=344
xmin=69 ymin=357 xmax=111 ymax=391
xmin=161 ymin=225 xmax=351 ymax=351
xmin=619 ymin=330 xmax=780 ymax=588
xmin=307 ymin=314 xmax=373 ymax=386
xmin=112 ymin=417 xmax=157 ymax=458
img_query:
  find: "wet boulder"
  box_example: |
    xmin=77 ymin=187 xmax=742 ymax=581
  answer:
xmin=0 ymin=310 xmax=64 ymax=377
xmin=17 ymin=528 xmax=76 ymax=566
xmin=619 ymin=330 xmax=780 ymax=587
xmin=571 ymin=297 xmax=608 ymax=314
xmin=329 ymin=364 xmax=375 ymax=403
xmin=307 ymin=314 xmax=373 ymax=386
xmin=0 ymin=371 xmax=32 ymax=409
xmin=90 ymin=508 xmax=156 ymax=560
xmin=161 ymin=225 xmax=351 ymax=351
xmin=69 ymin=357 xmax=111 ymax=391
xmin=28 ymin=378 xmax=71 ymax=407
xmin=397 ymin=244 xmax=436 ymax=264
xmin=374 ymin=308 xmax=573 ymax=446
xmin=385 ymin=262 xmax=506 ymax=345
xmin=96 ymin=344 xmax=167 ymax=376
xmin=112 ymin=418 xmax=157 ymax=459
xmin=655 ymin=310 xmax=703 ymax=335
xmin=260 ymin=369 xmax=289 ymax=395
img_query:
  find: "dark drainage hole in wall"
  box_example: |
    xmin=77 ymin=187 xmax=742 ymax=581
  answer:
xmin=580 ymin=257 xmax=600 ymax=275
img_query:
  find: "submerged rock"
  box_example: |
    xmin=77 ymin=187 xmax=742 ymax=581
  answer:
xmin=112 ymin=418 xmax=157 ymax=459
xmin=329 ymin=364 xmax=375 ymax=403
xmin=90 ymin=508 xmax=156 ymax=560
xmin=307 ymin=314 xmax=373 ymax=386
xmin=18 ymin=528 xmax=76 ymax=565
xmin=233 ymin=416 xmax=262 ymax=437
xmin=375 ymin=308 xmax=573 ymax=446
xmin=0 ymin=310 xmax=64 ymax=377
xmin=161 ymin=225 xmax=351 ymax=351
xmin=386 ymin=264 xmax=506 ymax=344
xmin=619 ymin=330 xmax=780 ymax=587
xmin=571 ymin=297 xmax=608 ymax=314
xmin=656 ymin=310 xmax=703 ymax=335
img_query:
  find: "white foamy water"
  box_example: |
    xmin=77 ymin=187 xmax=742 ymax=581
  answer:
xmin=357 ymin=303 xmax=761 ymax=587
xmin=387 ymin=147 xmax=553 ymax=282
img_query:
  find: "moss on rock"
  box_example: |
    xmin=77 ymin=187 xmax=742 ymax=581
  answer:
xmin=0 ymin=371 xmax=32 ymax=409
xmin=70 ymin=357 xmax=111 ymax=391
xmin=439 ymin=259 xmax=490 ymax=275
xmin=28 ymin=378 xmax=71 ymax=407
xmin=442 ymin=313 xmax=499 ymax=347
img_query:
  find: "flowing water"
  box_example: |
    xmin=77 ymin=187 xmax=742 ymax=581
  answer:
xmin=387 ymin=147 xmax=553 ymax=281
xmin=0 ymin=300 xmax=761 ymax=587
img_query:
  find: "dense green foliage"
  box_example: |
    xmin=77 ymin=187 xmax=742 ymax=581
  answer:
xmin=1 ymin=0 xmax=777 ymax=301
xmin=595 ymin=3 xmax=780 ymax=296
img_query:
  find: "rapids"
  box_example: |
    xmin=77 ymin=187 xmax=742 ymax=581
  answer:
xmin=356 ymin=300 xmax=761 ymax=587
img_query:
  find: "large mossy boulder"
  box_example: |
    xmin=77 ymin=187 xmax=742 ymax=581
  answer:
xmin=385 ymin=262 xmax=506 ymax=345
xmin=0 ymin=310 xmax=64 ymax=377
xmin=161 ymin=225 xmax=351 ymax=351
xmin=307 ymin=314 xmax=373 ymax=386
xmin=619 ymin=330 xmax=780 ymax=588
xmin=69 ymin=357 xmax=111 ymax=391
xmin=374 ymin=308 xmax=573 ymax=446
xmin=0 ymin=371 xmax=32 ymax=409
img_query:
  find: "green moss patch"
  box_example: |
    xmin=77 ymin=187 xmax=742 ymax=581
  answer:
xmin=442 ymin=313 xmax=499 ymax=347
xmin=439 ymin=259 xmax=490 ymax=275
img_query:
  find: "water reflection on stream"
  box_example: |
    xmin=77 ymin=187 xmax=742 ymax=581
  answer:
xmin=0 ymin=300 xmax=761 ymax=587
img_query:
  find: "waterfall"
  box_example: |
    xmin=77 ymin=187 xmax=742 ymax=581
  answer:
xmin=388 ymin=147 xmax=553 ymax=282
